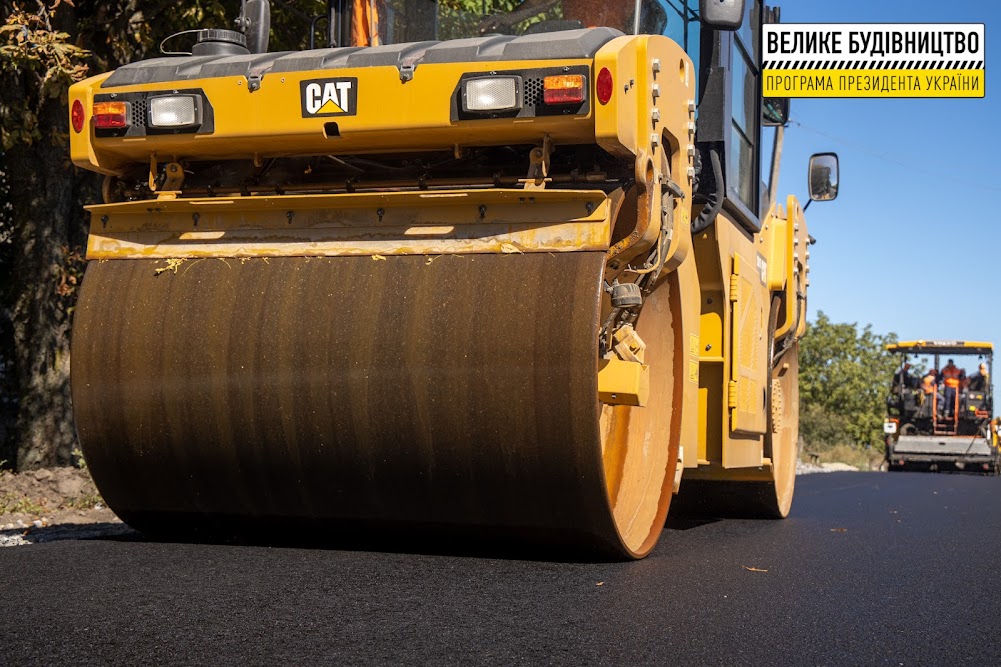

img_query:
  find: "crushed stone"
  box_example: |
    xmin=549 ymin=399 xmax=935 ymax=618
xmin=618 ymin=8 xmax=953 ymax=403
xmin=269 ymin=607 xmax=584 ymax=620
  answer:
xmin=1 ymin=466 xmax=125 ymax=546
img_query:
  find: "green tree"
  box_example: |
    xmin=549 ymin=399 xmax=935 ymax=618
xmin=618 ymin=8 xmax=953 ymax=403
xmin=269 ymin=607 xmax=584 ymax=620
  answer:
xmin=1 ymin=1 xmax=94 ymax=469
xmin=799 ymin=311 xmax=899 ymax=450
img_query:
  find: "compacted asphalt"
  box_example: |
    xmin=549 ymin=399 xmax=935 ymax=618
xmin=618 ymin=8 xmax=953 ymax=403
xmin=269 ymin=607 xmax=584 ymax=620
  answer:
xmin=2 ymin=471 xmax=999 ymax=665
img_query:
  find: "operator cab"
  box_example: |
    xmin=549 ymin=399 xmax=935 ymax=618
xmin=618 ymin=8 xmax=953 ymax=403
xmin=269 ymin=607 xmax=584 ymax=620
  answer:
xmin=330 ymin=0 xmax=685 ymax=45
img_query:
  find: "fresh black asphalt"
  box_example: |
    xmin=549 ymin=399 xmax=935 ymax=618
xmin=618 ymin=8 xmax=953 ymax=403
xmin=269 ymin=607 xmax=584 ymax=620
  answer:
xmin=2 ymin=471 xmax=999 ymax=665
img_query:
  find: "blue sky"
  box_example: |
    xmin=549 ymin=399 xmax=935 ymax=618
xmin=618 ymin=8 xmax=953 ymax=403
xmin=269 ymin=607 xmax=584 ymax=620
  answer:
xmin=764 ymin=0 xmax=998 ymax=390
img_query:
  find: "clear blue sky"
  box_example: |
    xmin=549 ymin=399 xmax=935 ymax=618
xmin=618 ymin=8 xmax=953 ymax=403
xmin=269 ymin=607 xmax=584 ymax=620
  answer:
xmin=764 ymin=0 xmax=998 ymax=392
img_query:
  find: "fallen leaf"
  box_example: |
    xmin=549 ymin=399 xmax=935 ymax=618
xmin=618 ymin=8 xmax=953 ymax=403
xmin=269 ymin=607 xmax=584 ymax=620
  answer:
xmin=154 ymin=258 xmax=185 ymax=275
xmin=742 ymin=565 xmax=768 ymax=573
xmin=372 ymin=254 xmax=387 ymax=261
xmin=596 ymin=581 xmax=604 ymax=586
xmin=831 ymin=528 xmax=848 ymax=533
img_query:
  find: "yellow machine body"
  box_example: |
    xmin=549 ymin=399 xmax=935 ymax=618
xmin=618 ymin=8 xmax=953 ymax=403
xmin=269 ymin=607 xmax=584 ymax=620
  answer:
xmin=68 ymin=21 xmax=811 ymax=558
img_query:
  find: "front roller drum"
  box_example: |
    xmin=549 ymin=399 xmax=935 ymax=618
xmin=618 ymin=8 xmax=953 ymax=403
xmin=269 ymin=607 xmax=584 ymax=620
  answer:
xmin=72 ymin=253 xmax=680 ymax=558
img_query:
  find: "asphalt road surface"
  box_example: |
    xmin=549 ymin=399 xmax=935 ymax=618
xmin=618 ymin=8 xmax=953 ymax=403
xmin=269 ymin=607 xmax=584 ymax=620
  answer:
xmin=3 ymin=471 xmax=1000 ymax=666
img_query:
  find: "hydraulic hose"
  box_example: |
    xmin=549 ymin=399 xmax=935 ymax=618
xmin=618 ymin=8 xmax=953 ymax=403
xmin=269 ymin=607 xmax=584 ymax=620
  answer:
xmin=691 ymin=148 xmax=723 ymax=235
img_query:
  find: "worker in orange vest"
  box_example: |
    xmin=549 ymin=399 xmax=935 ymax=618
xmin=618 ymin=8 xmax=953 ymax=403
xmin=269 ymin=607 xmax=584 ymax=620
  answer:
xmin=940 ymin=359 xmax=965 ymax=419
xmin=919 ymin=369 xmax=938 ymax=418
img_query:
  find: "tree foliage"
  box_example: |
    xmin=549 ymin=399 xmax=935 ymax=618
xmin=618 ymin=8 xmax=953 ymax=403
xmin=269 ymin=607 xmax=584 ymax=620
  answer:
xmin=0 ymin=0 xmax=271 ymax=469
xmin=0 ymin=2 xmax=90 ymax=150
xmin=799 ymin=311 xmax=899 ymax=450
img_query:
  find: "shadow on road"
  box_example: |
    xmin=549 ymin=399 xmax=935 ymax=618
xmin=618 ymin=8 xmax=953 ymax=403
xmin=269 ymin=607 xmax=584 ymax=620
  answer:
xmin=664 ymin=516 xmax=721 ymax=531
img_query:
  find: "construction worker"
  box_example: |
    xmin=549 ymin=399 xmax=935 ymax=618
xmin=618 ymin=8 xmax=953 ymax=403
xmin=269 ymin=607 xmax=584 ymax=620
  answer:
xmin=968 ymin=363 xmax=990 ymax=392
xmin=893 ymin=362 xmax=916 ymax=389
xmin=940 ymin=359 xmax=965 ymax=419
xmin=351 ymin=0 xmax=380 ymax=47
xmin=918 ymin=369 xmax=938 ymax=418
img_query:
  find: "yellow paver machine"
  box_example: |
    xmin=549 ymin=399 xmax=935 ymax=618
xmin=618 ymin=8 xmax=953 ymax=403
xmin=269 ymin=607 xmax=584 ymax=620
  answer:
xmin=68 ymin=0 xmax=837 ymax=558
xmin=885 ymin=340 xmax=998 ymax=474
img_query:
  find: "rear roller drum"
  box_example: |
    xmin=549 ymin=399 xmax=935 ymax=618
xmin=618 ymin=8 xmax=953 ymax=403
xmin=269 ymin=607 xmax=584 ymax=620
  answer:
xmin=671 ymin=297 xmax=799 ymax=519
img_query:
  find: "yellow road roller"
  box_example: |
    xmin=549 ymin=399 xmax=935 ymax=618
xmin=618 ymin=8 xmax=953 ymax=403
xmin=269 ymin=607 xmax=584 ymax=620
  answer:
xmin=68 ymin=0 xmax=837 ymax=558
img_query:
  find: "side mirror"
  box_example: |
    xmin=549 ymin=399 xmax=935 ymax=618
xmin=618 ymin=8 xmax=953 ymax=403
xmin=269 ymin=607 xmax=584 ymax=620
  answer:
xmin=242 ymin=0 xmax=271 ymax=54
xmin=808 ymin=152 xmax=839 ymax=202
xmin=762 ymin=97 xmax=789 ymax=126
xmin=699 ymin=0 xmax=745 ymax=30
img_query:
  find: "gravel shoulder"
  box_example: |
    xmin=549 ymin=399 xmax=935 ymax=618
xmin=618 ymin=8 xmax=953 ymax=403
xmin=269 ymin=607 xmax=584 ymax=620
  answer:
xmin=796 ymin=460 xmax=861 ymax=474
xmin=0 ymin=467 xmax=132 ymax=547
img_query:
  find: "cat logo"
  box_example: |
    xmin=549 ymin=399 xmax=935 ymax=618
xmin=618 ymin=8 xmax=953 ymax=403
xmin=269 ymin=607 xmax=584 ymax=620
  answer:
xmin=300 ymin=77 xmax=358 ymax=117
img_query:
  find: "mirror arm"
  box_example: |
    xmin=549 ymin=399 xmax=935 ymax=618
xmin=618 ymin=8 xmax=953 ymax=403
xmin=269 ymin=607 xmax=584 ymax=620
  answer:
xmin=767 ymin=123 xmax=784 ymax=209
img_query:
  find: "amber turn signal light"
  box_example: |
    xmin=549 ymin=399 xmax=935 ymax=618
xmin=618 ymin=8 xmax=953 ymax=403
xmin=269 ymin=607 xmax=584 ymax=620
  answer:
xmin=93 ymin=101 xmax=128 ymax=129
xmin=543 ymin=74 xmax=585 ymax=105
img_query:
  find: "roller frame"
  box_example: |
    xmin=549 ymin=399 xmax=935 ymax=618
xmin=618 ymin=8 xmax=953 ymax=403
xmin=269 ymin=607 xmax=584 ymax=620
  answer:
xmin=68 ymin=28 xmax=812 ymax=555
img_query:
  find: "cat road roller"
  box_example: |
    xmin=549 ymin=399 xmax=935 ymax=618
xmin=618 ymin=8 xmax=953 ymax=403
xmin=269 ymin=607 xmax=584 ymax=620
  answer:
xmin=68 ymin=0 xmax=837 ymax=558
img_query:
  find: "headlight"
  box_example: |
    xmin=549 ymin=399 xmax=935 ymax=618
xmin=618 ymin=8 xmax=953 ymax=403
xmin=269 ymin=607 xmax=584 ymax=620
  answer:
xmin=462 ymin=76 xmax=522 ymax=113
xmin=148 ymin=95 xmax=202 ymax=129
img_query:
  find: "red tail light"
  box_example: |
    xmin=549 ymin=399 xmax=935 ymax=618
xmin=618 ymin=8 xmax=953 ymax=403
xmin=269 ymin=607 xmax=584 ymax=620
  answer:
xmin=597 ymin=67 xmax=613 ymax=105
xmin=71 ymin=100 xmax=85 ymax=133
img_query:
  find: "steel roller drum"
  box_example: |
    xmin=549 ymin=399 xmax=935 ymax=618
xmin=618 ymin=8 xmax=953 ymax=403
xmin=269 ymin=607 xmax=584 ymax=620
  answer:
xmin=72 ymin=252 xmax=676 ymax=558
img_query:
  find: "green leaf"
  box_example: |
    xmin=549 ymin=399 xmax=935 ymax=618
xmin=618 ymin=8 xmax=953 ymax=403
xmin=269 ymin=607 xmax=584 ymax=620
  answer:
xmin=800 ymin=311 xmax=899 ymax=450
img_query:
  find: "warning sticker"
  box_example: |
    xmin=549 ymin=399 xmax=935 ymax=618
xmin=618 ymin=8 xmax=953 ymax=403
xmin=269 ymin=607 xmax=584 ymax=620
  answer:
xmin=762 ymin=24 xmax=984 ymax=98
